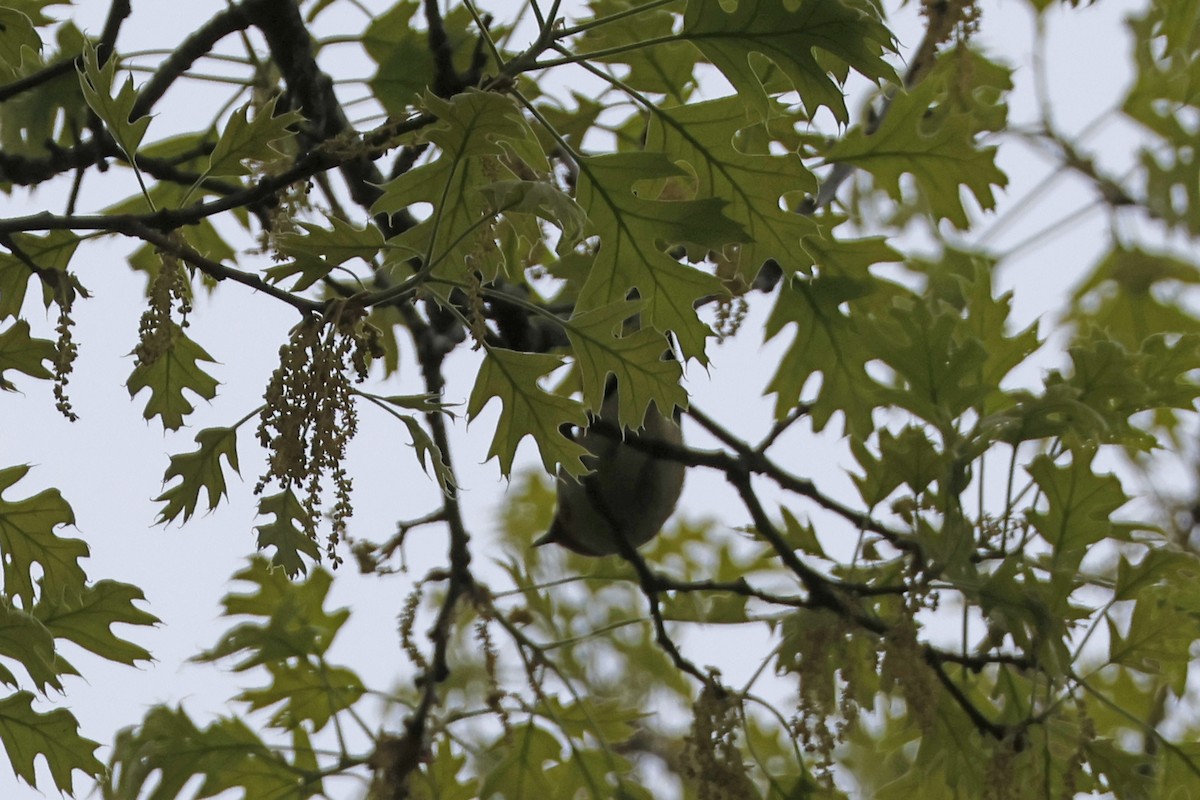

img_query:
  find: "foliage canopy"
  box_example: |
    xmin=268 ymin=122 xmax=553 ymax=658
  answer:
xmin=1 ymin=0 xmax=1199 ymax=798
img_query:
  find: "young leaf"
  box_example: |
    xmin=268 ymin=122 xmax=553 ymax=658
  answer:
xmin=467 ymin=348 xmax=591 ymax=478
xmin=204 ymin=96 xmax=302 ymax=178
xmin=563 ymin=300 xmax=686 ymax=428
xmin=125 ymin=325 xmax=219 ymax=431
xmin=680 ymin=0 xmax=897 ymax=123
xmin=0 ymin=9 xmax=40 ymax=71
xmin=764 ymin=272 xmax=879 ymax=435
xmin=0 ymin=230 xmax=80 ymax=320
xmin=824 ymin=53 xmax=1009 ymax=228
xmin=1026 ymin=450 xmax=1129 ymax=578
xmin=0 ymin=320 xmax=55 ymax=390
xmin=254 ymin=489 xmax=321 ymax=578
xmin=574 ymin=152 xmax=746 ymax=361
xmin=77 ymin=43 xmax=151 ymax=161
xmin=0 ymin=465 xmax=88 ymax=606
xmin=154 ymin=425 xmax=241 ymax=525
xmin=32 ymin=580 xmax=158 ymax=666
xmin=275 ymin=217 xmax=386 ymax=266
xmin=0 ymin=601 xmax=65 ymax=693
xmin=106 ymin=705 xmax=301 ymax=800
xmin=237 ymin=659 xmax=365 ymax=732
xmin=0 ymin=691 xmax=102 ymax=794
xmin=644 ymin=95 xmax=820 ymax=280
xmin=195 ymin=557 xmax=349 ymax=669
xmin=372 ymin=90 xmax=550 ymax=284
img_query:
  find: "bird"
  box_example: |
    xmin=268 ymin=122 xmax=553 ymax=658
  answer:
xmin=535 ymin=390 xmax=684 ymax=556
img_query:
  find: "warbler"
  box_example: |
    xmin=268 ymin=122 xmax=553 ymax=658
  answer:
xmin=535 ymin=391 xmax=684 ymax=556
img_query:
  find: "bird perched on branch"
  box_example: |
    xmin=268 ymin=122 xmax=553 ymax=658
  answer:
xmin=535 ymin=389 xmax=684 ymax=556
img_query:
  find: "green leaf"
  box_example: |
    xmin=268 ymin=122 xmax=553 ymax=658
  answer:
xmin=205 ymin=96 xmax=302 ymax=178
xmin=0 ymin=230 xmax=81 ymax=320
xmin=478 ymin=180 xmax=589 ymax=253
xmin=467 ymin=348 xmax=591 ymax=478
xmin=77 ymin=42 xmax=151 ymax=160
xmin=237 ymin=660 xmax=364 ymax=732
xmin=373 ymin=90 xmax=550 ymax=284
xmin=154 ymin=425 xmax=241 ymax=525
xmin=0 ymin=8 xmax=40 ymax=71
xmin=644 ymin=96 xmax=820 ymax=281
xmin=0 ymin=691 xmax=102 ymax=794
xmin=0 ymin=600 xmax=64 ymax=692
xmin=1026 ymin=450 xmax=1129 ymax=578
xmin=106 ymin=705 xmax=309 ymax=800
xmin=869 ymin=296 xmax=991 ymax=425
xmin=33 ymin=580 xmax=158 ymax=666
xmin=0 ymin=320 xmax=54 ymax=390
xmin=276 ymin=216 xmax=385 ymax=265
xmin=195 ymin=557 xmax=349 ymax=669
xmin=763 ymin=272 xmax=879 ymax=435
xmin=680 ymin=0 xmax=897 ymax=123
xmin=1108 ymin=583 xmax=1198 ymax=693
xmin=125 ymin=324 xmax=220 ymax=431
xmin=1069 ymin=245 xmax=1200 ymax=348
xmin=479 ymin=723 xmax=564 ymax=799
xmin=363 ymin=1 xmax=491 ymax=117
xmin=0 ymin=465 xmax=88 ymax=606
xmin=574 ymin=152 xmax=746 ymax=361
xmin=254 ymin=489 xmax=322 ymax=578
xmin=410 ymin=739 xmax=478 ymax=800
xmin=851 ymin=425 xmax=944 ymax=507
xmin=563 ymin=300 xmax=686 ymax=427
xmin=825 ymin=49 xmax=1009 ymax=228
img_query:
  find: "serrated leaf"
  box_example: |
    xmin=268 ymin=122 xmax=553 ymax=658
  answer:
xmin=125 ymin=324 xmax=219 ymax=431
xmin=205 ymin=96 xmax=302 ymax=178
xmin=574 ymin=152 xmax=746 ymax=361
xmin=154 ymin=425 xmax=241 ymax=525
xmin=534 ymin=695 xmax=642 ymax=744
xmin=0 ymin=320 xmax=54 ymax=390
xmin=1108 ymin=584 xmax=1197 ymax=693
xmin=363 ymin=1 xmax=491 ymax=117
xmin=0 ymin=691 xmax=102 ymax=794
xmin=106 ymin=705 xmax=305 ymax=800
xmin=479 ymin=723 xmax=563 ymax=799
xmin=0 ymin=465 xmax=88 ymax=606
xmin=851 ymin=426 xmax=943 ymax=507
xmin=0 ymin=600 xmax=63 ymax=692
xmin=254 ymin=489 xmax=321 ymax=578
xmin=1069 ymin=245 xmax=1200 ymax=349
xmin=195 ymin=557 xmax=348 ymax=669
xmin=870 ymin=296 xmax=991 ymax=424
xmin=825 ymin=50 xmax=1009 ymax=228
xmin=680 ymin=0 xmax=897 ymax=123
xmin=410 ymin=740 xmax=478 ymax=800
xmin=563 ymin=300 xmax=685 ymax=428
xmin=34 ymin=580 xmax=158 ymax=666
xmin=0 ymin=8 xmax=40 ymax=71
xmin=479 ymin=180 xmax=589 ymax=252
xmin=276 ymin=217 xmax=385 ymax=266
xmin=764 ymin=272 xmax=878 ymax=435
xmin=467 ymin=348 xmax=590 ymax=478
xmin=237 ymin=660 xmax=364 ymax=732
xmin=1026 ymin=450 xmax=1128 ymax=578
xmin=0 ymin=230 xmax=81 ymax=319
xmin=644 ymin=96 xmax=820 ymax=282
xmin=354 ymin=393 xmax=456 ymax=491
xmin=373 ymin=90 xmax=550 ymax=284
xmin=77 ymin=42 xmax=151 ymax=160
